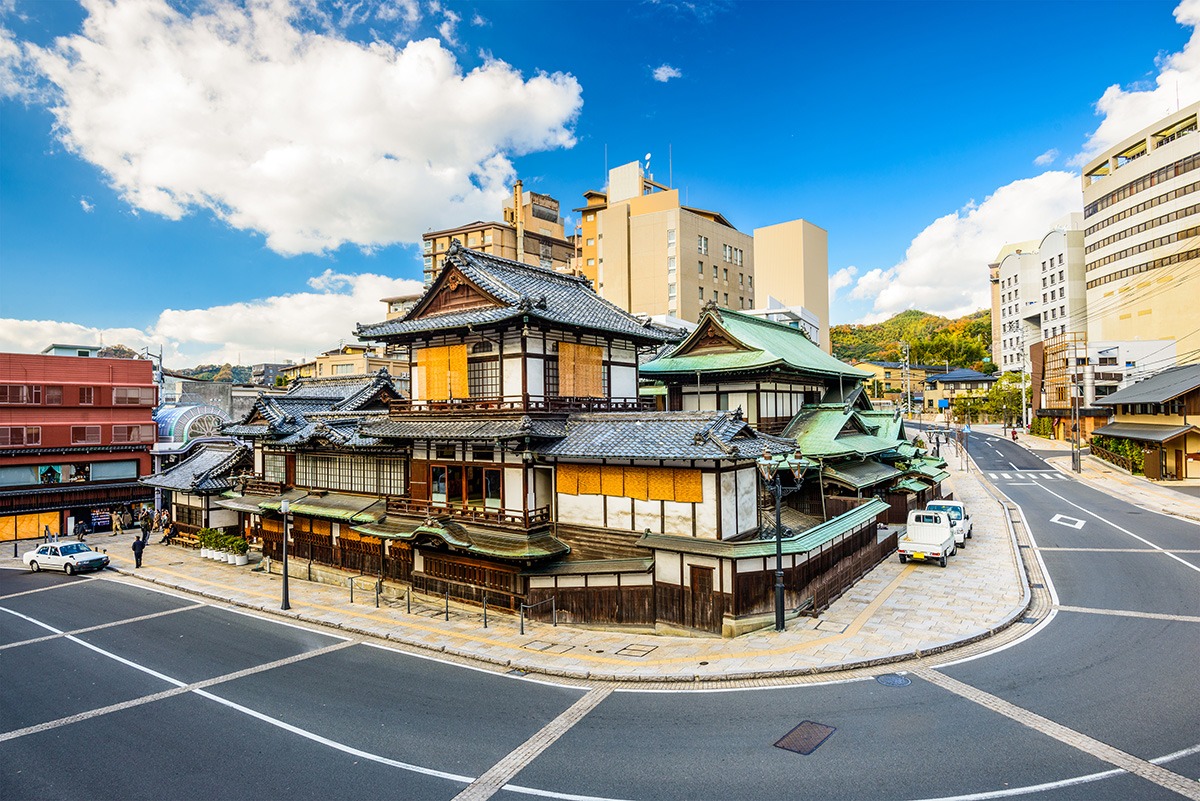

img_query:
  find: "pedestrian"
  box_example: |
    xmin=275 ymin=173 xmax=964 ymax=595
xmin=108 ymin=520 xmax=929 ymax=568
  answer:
xmin=159 ymin=522 xmax=177 ymax=545
xmin=131 ymin=537 xmax=145 ymax=568
xmin=112 ymin=510 xmax=122 ymax=537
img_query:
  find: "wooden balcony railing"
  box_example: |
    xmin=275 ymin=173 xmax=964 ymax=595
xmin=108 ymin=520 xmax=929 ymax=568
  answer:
xmin=243 ymin=478 xmax=284 ymax=496
xmin=385 ymin=496 xmax=551 ymax=529
xmin=388 ymin=395 xmax=653 ymax=414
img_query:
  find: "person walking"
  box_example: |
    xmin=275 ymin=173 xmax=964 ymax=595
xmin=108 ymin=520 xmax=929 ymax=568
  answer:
xmin=131 ymin=537 xmax=145 ymax=568
xmin=112 ymin=510 xmax=122 ymax=537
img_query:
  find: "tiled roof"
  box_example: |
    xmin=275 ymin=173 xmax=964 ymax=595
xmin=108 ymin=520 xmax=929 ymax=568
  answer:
xmin=356 ymin=243 xmax=672 ymax=345
xmin=225 ymin=370 xmax=400 ymax=444
xmin=362 ymin=415 xmax=568 ymax=441
xmin=351 ymin=518 xmax=569 ymax=561
xmin=925 ymin=368 xmax=997 ymax=385
xmin=1090 ymin=422 xmax=1197 ymax=442
xmin=535 ymin=410 xmax=796 ymax=461
xmin=1093 ymin=364 xmax=1200 ymax=406
xmin=822 ymin=460 xmax=904 ymax=490
xmin=783 ymin=408 xmax=897 ymax=459
xmin=642 ymin=308 xmax=870 ymax=380
xmin=140 ymin=444 xmax=251 ymax=493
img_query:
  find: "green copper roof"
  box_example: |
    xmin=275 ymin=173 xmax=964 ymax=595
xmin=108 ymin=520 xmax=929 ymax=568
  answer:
xmin=823 ymin=460 xmax=904 ymax=490
xmin=783 ymin=408 xmax=897 ymax=459
xmin=896 ymin=478 xmax=928 ymax=493
xmin=350 ymin=518 xmax=568 ymax=561
xmin=639 ymin=498 xmax=888 ymax=559
xmin=641 ymin=308 xmax=871 ymax=380
xmin=258 ymin=493 xmax=386 ymax=523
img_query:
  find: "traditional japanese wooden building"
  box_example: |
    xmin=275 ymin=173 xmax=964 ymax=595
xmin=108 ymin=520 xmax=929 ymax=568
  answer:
xmin=210 ymin=244 xmax=900 ymax=636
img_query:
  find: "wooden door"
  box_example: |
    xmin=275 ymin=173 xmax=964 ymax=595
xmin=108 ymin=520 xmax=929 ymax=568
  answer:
xmin=689 ymin=565 xmax=718 ymax=633
xmin=1175 ymin=449 xmax=1185 ymax=481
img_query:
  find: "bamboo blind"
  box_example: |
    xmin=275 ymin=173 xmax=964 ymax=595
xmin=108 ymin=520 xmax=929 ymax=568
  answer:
xmin=418 ymin=345 xmax=469 ymax=400
xmin=558 ymin=342 xmax=604 ymax=398
xmin=555 ymin=464 xmax=703 ymax=503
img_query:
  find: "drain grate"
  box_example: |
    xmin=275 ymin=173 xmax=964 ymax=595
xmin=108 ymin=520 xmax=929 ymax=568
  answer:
xmin=507 ymin=668 xmax=527 ymax=677
xmin=616 ymin=644 xmax=658 ymax=658
xmin=1019 ymin=616 xmax=1038 ymax=624
xmin=875 ymin=673 xmax=912 ymax=687
xmin=1030 ymin=582 xmax=1045 ymax=588
xmin=775 ymin=721 xmax=836 ymax=755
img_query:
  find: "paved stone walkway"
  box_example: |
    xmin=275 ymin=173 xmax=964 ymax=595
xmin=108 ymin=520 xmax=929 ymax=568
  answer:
xmin=1 ymin=450 xmax=1031 ymax=684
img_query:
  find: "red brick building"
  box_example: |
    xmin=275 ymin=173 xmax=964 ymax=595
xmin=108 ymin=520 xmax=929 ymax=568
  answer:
xmin=0 ymin=352 xmax=157 ymax=541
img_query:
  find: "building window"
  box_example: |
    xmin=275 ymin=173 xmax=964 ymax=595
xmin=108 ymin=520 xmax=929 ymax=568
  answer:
xmin=697 ymin=235 xmax=709 ymax=255
xmin=738 ymin=273 xmax=744 ymax=288
xmin=263 ymin=453 xmax=286 ymax=483
xmin=722 ymin=268 xmax=728 ymax=282
xmin=748 ymin=276 xmax=753 ymax=288
xmin=113 ymin=387 xmax=155 ymax=405
xmin=44 ymin=386 xmax=63 ymax=405
xmin=436 ymin=444 xmax=456 ymax=460
xmin=722 ymin=244 xmax=732 ymax=262
xmin=79 ymin=387 xmax=94 ymax=405
xmin=467 ymin=355 xmax=500 ymax=398
xmin=423 ymin=240 xmax=433 ymax=254
xmin=484 ymin=232 xmax=493 ymax=244
xmin=586 ymin=213 xmax=595 ymax=222
xmin=1058 ymin=254 xmax=1064 ymax=264
xmin=0 ymin=385 xmax=41 ymax=404
xmin=667 ymin=228 xmax=675 ymax=246
xmin=0 ymin=426 xmax=40 ymax=447
xmin=723 ymin=293 xmax=729 ymax=304
xmin=698 ymin=260 xmax=704 ymax=276
xmin=587 ymin=258 xmax=595 ymax=266
xmin=112 ymin=425 xmax=154 ymax=443
xmin=296 ymin=453 xmax=405 ymax=495
xmin=698 ymin=287 xmax=704 ymax=300
xmin=667 ymin=256 xmax=676 ymax=275
xmin=586 ymin=238 xmax=594 ymax=246
xmin=668 ymin=283 xmax=677 ymax=299
xmin=71 ymin=426 xmax=101 ymax=445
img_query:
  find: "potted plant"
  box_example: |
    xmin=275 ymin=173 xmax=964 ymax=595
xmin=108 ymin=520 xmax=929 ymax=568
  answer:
xmin=198 ymin=528 xmax=214 ymax=558
xmin=224 ymin=535 xmax=238 ymax=564
xmin=232 ymin=537 xmax=250 ymax=566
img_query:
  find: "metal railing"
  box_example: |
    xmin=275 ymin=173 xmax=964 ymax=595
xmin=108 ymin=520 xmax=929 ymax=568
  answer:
xmin=348 ymin=575 xmax=382 ymax=607
xmin=519 ymin=596 xmax=557 ymax=635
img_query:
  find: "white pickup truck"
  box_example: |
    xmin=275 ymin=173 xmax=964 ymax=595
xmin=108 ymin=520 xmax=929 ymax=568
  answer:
xmin=926 ymin=500 xmax=972 ymax=548
xmin=897 ymin=510 xmax=956 ymax=567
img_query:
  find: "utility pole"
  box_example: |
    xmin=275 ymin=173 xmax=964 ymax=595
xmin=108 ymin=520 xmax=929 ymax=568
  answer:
xmin=1019 ymin=340 xmax=1028 ymax=432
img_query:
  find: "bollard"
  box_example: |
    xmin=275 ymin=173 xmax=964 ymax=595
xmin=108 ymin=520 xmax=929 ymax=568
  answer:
xmin=444 ymin=591 xmax=449 ymax=621
xmin=349 ymin=578 xmax=354 ymax=604
xmin=375 ymin=579 xmax=381 ymax=609
xmin=406 ymin=589 xmax=411 ymax=614
xmin=482 ymin=596 xmax=488 ymax=629
xmin=520 ymin=605 xmax=525 ymax=636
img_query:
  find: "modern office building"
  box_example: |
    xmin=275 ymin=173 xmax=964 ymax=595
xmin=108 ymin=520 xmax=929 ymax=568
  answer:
xmin=1081 ymin=103 xmax=1200 ymax=363
xmin=421 ymin=181 xmax=573 ymax=284
xmin=752 ymin=219 xmax=830 ymax=352
xmin=0 ymin=351 xmax=157 ymax=541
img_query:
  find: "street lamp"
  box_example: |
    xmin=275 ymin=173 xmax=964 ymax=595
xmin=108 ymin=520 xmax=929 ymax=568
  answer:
xmin=279 ymin=498 xmax=291 ymax=611
xmin=757 ymin=449 xmax=806 ymax=632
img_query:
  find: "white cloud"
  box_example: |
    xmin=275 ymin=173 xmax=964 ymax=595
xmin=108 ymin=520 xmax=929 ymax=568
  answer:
xmin=437 ymin=9 xmax=460 ymax=45
xmin=1033 ymin=148 xmax=1059 ymax=166
xmin=0 ymin=270 xmax=424 ymax=367
xmin=847 ymin=172 xmax=1080 ymax=322
xmin=1075 ymin=0 xmax=1200 ymax=165
xmin=471 ymin=13 xmax=487 ymax=27
xmin=829 ymin=266 xmax=857 ymax=296
xmin=17 ymin=0 xmax=581 ymax=256
xmin=652 ymin=64 xmax=682 ymax=83
xmin=79 ymin=197 xmax=93 ymax=213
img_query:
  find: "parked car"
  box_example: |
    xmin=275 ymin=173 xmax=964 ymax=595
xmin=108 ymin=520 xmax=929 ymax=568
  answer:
xmin=23 ymin=541 xmax=110 ymax=574
xmin=898 ymin=510 xmax=956 ymax=567
xmin=926 ymin=500 xmax=972 ymax=548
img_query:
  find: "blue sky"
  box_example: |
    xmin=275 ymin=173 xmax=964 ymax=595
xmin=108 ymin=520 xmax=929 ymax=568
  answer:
xmin=2 ymin=0 xmax=1198 ymax=366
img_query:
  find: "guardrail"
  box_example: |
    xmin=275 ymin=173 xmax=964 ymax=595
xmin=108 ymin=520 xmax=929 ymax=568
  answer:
xmin=519 ymin=596 xmax=557 ymax=635
xmin=348 ymin=575 xmax=382 ymax=607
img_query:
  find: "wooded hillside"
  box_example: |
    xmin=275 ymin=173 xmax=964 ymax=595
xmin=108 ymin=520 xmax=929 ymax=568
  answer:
xmin=831 ymin=309 xmax=992 ymax=371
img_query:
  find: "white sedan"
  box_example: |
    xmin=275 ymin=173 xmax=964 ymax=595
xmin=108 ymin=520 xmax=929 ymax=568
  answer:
xmin=24 ymin=542 xmax=110 ymax=575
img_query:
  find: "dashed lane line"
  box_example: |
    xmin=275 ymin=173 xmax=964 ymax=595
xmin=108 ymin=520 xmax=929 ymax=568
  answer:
xmin=913 ymin=668 xmax=1200 ymax=800
xmin=0 ymin=604 xmax=357 ymax=744
xmin=1036 ymin=484 xmax=1200 ymax=575
xmin=452 ymin=687 xmax=613 ymax=801
xmin=1054 ymin=605 xmax=1200 ymax=624
xmin=1038 ymin=547 xmax=1200 ymax=553
xmin=0 ymin=602 xmax=204 ymax=651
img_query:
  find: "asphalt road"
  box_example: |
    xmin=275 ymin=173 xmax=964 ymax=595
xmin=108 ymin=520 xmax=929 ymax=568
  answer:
xmin=2 ymin=435 xmax=1197 ymax=801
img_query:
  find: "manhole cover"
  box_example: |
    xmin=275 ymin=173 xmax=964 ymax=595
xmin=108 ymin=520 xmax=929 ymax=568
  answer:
xmin=775 ymin=721 xmax=836 ymax=755
xmin=875 ymin=673 xmax=911 ymax=687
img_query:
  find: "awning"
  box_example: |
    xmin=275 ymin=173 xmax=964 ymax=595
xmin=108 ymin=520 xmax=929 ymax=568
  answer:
xmin=1091 ymin=422 xmax=1196 ymax=443
xmin=216 ymin=488 xmax=308 ymax=514
xmin=258 ymin=492 xmax=386 ymax=524
xmin=894 ymin=478 xmax=929 ymax=494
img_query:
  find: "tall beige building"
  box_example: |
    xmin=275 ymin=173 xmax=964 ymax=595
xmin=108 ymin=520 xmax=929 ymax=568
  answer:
xmin=577 ymin=161 xmax=830 ymax=350
xmin=752 ymin=219 xmax=829 ymax=352
xmin=1082 ymin=103 xmax=1200 ymax=363
xmin=422 ymin=181 xmax=573 ymax=284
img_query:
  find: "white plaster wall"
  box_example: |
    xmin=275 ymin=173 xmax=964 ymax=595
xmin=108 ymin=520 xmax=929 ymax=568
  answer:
xmin=736 ymin=467 xmax=758 ymax=536
xmin=726 ymin=392 xmax=749 ymax=413
xmin=588 ymin=574 xmax=618 ymax=587
xmin=656 ymin=554 xmax=682 ymax=583
xmin=696 ymin=473 xmax=718 ymax=537
xmin=611 ymin=365 xmax=637 ymax=399
xmin=527 ymin=356 xmax=544 ymax=399
xmin=720 ymin=471 xmax=737 ymax=539
xmin=503 ymin=332 xmax=523 ymax=354
xmin=530 ymin=576 xmax=556 ymax=589
xmin=504 ymin=467 xmax=523 ymax=513
xmin=413 ymin=550 xmax=424 ymax=572
xmin=331 ymin=522 xmax=341 ymax=540
xmin=502 ymin=356 xmax=523 ymax=398
xmin=608 ymin=496 xmax=633 ymax=530
xmin=557 ymin=575 xmax=586 ymax=588
xmin=253 ymin=447 xmax=263 ymax=474
xmin=533 ymin=467 xmax=553 ymax=509
xmin=662 ymin=500 xmax=692 ymax=536
xmin=177 ymin=494 xmax=203 ymax=508
xmin=623 ymin=573 xmax=653 ymax=586
xmin=632 ymin=498 xmax=660 ymax=533
xmin=208 ymin=508 xmax=239 ymax=528
xmin=556 ymin=493 xmax=605 ymax=526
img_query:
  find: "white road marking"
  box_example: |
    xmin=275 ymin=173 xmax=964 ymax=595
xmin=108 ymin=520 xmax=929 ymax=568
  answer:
xmin=1049 ymin=514 xmax=1085 ymax=530
xmin=1037 ymin=484 xmax=1200 ymax=575
xmin=1055 ymin=605 xmax=1200 ymax=623
xmin=1006 ymin=482 xmax=1036 ymax=486
xmin=1001 ymin=473 xmax=1012 ymax=479
xmin=0 ymin=602 xmax=204 ymax=651
xmin=1009 ymin=462 xmax=1020 ymax=471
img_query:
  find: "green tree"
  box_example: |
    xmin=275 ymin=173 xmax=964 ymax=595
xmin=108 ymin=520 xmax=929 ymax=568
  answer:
xmin=984 ymin=371 xmax=1027 ymax=428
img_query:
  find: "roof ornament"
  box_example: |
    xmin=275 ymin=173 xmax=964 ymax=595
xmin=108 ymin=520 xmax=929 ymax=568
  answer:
xmin=517 ymin=295 xmax=533 ymax=313
xmin=535 ymin=294 xmax=548 ymax=310
xmin=733 ymin=405 xmax=743 ymax=421
xmin=701 ymin=299 xmax=723 ymax=321
xmin=447 ymin=238 xmax=463 ymax=255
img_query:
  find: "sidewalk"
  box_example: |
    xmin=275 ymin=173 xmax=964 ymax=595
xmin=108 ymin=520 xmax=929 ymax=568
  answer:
xmin=1 ymin=459 xmax=1029 ymax=685
xmin=981 ymin=424 xmax=1200 ymax=523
